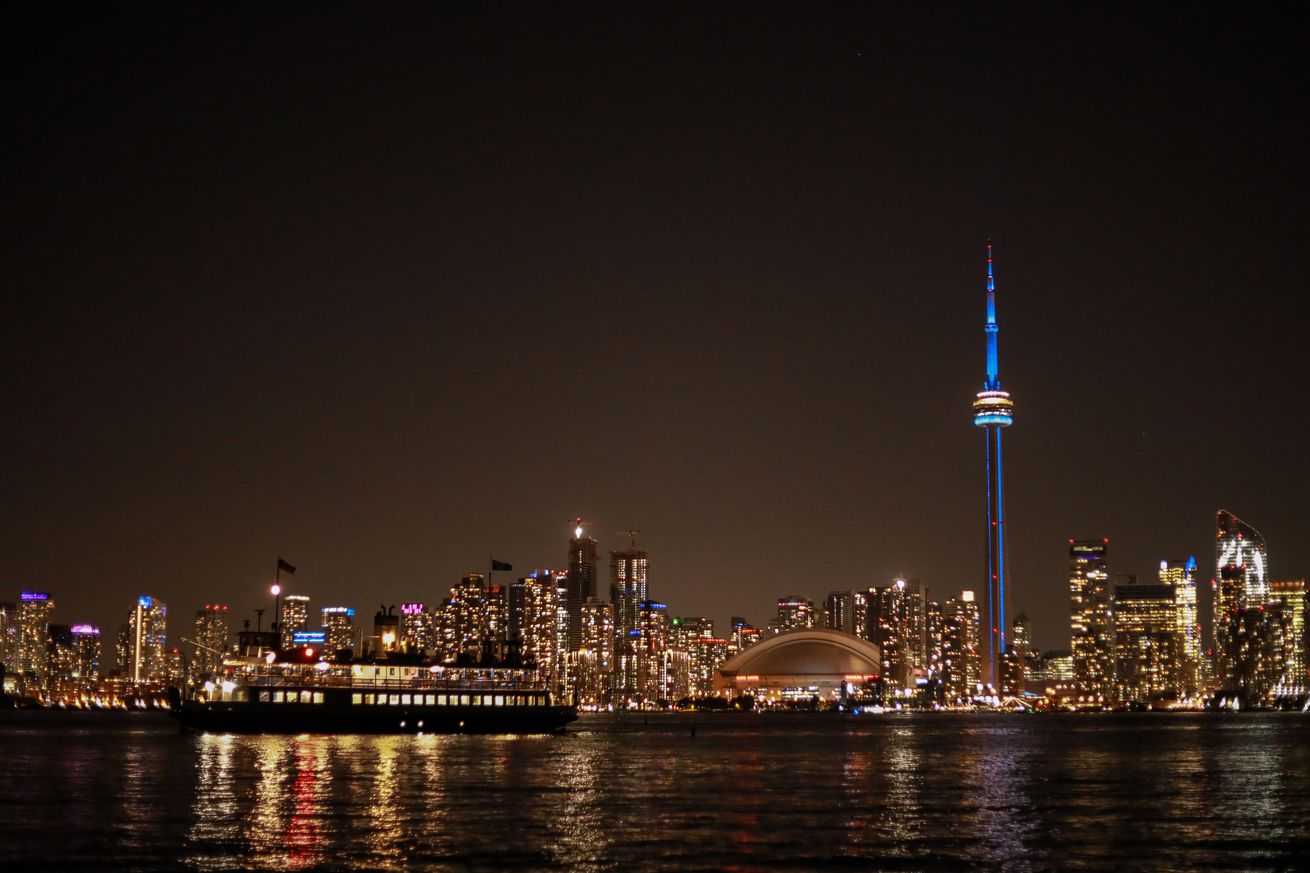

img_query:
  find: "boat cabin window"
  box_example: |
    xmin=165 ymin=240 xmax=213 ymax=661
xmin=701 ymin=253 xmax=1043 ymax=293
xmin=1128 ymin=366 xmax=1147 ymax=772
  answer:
xmin=259 ymin=691 xmax=270 ymax=703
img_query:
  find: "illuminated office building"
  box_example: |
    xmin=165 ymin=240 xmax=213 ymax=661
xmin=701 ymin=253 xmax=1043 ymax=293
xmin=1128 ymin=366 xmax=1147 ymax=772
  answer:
xmin=278 ymin=594 xmax=311 ymax=649
xmin=692 ymin=638 xmax=730 ymax=696
xmin=47 ymin=625 xmax=76 ymax=697
xmin=572 ymin=597 xmax=614 ymax=707
xmin=1269 ymin=579 xmax=1308 ymax=694
xmin=610 ymin=548 xmax=649 ymax=703
xmin=730 ymin=618 xmax=764 ymax=654
xmin=191 ymin=604 xmax=230 ymax=684
xmin=825 ymin=590 xmax=868 ymax=638
xmin=971 ymin=243 xmax=1015 ymax=689
xmin=1213 ymin=510 xmax=1275 ymax=701
xmin=941 ymin=592 xmax=980 ymax=701
xmin=321 ymin=607 xmax=357 ymax=660
xmin=1113 ymin=580 xmax=1179 ymax=705
xmin=774 ymin=596 xmax=815 ymax=634
xmin=0 ymin=602 xmax=16 ymax=677
xmin=399 ymin=603 xmax=435 ymax=654
xmin=70 ymin=624 xmax=101 ymax=684
xmin=518 ymin=572 xmax=561 ymax=680
xmin=566 ymin=523 xmax=599 ymax=649
xmin=868 ymin=583 xmax=913 ymax=689
xmin=1159 ymin=557 xmax=1201 ymax=697
xmin=126 ymin=595 xmax=168 ymax=684
xmin=447 ymin=573 xmax=492 ymax=663
xmin=1216 ymin=601 xmax=1290 ymax=708
xmin=634 ymin=600 xmax=669 ymax=704
xmin=1069 ymin=539 xmax=1113 ymax=704
xmin=16 ymin=591 xmax=54 ymax=691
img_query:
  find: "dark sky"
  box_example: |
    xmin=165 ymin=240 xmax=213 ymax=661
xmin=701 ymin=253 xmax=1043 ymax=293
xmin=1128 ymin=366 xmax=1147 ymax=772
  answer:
xmin=5 ymin=4 xmax=1307 ymax=652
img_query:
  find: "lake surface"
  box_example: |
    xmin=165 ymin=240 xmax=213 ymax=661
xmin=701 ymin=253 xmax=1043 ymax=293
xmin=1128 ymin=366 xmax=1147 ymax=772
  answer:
xmin=1 ymin=710 xmax=1307 ymax=871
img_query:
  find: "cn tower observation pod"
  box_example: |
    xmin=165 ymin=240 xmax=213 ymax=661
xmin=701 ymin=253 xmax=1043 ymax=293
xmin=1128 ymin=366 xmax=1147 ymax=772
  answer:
xmin=713 ymin=629 xmax=882 ymax=700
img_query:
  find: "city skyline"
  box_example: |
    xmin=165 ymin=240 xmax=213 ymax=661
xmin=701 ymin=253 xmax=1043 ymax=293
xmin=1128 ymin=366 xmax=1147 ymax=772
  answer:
xmin=5 ymin=7 xmax=1307 ymax=655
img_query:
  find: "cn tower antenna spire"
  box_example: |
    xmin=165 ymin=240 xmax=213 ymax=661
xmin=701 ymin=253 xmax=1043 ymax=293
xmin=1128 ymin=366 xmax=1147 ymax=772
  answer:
xmin=985 ymin=239 xmax=1000 ymax=390
xmin=971 ymin=240 xmax=1015 ymax=694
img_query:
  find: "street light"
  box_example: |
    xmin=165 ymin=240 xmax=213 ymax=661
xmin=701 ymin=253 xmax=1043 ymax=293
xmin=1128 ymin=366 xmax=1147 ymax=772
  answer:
xmin=271 ymin=583 xmax=282 ymax=641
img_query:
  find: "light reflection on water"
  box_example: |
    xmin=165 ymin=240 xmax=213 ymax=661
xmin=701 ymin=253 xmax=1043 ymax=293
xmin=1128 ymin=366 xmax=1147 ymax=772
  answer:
xmin=1 ymin=711 xmax=1308 ymax=871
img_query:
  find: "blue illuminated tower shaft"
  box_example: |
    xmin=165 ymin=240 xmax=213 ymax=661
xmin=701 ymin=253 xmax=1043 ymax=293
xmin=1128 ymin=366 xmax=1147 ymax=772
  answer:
xmin=971 ymin=243 xmax=1014 ymax=691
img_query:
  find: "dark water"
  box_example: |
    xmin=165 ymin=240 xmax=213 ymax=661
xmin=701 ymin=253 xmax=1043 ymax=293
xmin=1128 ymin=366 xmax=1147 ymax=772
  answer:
xmin=1 ymin=711 xmax=1308 ymax=871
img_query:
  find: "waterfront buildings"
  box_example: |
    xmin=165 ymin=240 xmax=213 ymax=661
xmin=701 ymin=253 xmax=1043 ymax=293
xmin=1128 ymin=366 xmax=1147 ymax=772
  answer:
xmin=774 ymin=596 xmax=816 ymax=634
xmin=16 ymin=591 xmax=54 ymax=691
xmin=1213 ymin=510 xmax=1280 ymax=704
xmin=610 ymin=547 xmax=649 ymax=704
xmin=1112 ymin=579 xmax=1179 ymax=705
xmin=126 ymin=595 xmax=168 ymax=684
xmin=573 ymin=597 xmax=614 ymax=706
xmin=191 ymin=604 xmax=230 ymax=684
xmin=1269 ymin=579 xmax=1308 ymax=695
xmin=321 ymin=607 xmax=356 ymax=659
xmin=566 ymin=524 xmax=599 ymax=650
xmin=940 ymin=591 xmax=980 ymax=702
xmin=278 ymin=594 xmax=311 ymax=648
xmin=1159 ymin=557 xmax=1201 ymax=698
xmin=70 ymin=624 xmax=101 ymax=682
xmin=971 ymin=243 xmax=1015 ymax=690
xmin=824 ymin=590 xmax=868 ymax=637
xmin=1069 ymin=539 xmax=1113 ymax=704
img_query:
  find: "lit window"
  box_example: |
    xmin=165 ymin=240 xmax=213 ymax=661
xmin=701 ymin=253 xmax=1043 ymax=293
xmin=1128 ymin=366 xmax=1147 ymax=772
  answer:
xmin=389 ymin=694 xmax=400 ymax=705
xmin=424 ymin=694 xmax=435 ymax=705
xmin=364 ymin=693 xmax=375 ymax=705
xmin=259 ymin=691 xmax=270 ymax=703
xmin=301 ymin=691 xmax=313 ymax=704
xmin=494 ymin=695 xmax=504 ymax=706
xmin=273 ymin=691 xmax=284 ymax=703
xmin=352 ymin=693 xmax=362 ymax=705
xmin=437 ymin=694 xmax=448 ymax=706
xmin=313 ymin=692 xmax=324 ymax=704
xmin=401 ymin=694 xmax=412 ymax=705
xmin=459 ymin=694 xmax=470 ymax=706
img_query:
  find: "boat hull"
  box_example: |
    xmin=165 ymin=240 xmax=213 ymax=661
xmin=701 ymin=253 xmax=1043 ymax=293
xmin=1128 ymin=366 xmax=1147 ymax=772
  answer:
xmin=174 ymin=701 xmax=577 ymax=734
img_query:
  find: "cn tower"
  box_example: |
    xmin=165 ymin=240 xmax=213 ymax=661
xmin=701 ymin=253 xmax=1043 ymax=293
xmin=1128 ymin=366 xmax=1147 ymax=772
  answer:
xmin=971 ymin=242 xmax=1014 ymax=690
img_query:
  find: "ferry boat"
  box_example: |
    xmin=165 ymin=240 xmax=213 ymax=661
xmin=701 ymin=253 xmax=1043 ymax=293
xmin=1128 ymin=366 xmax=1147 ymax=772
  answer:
xmin=171 ymin=658 xmax=576 ymax=735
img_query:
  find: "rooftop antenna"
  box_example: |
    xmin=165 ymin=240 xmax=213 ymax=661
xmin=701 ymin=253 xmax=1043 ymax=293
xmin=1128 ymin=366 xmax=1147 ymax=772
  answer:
xmin=617 ymin=529 xmax=640 ymax=549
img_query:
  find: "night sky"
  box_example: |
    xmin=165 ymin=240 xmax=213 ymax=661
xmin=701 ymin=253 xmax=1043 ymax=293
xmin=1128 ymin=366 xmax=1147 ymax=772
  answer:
xmin=5 ymin=5 xmax=1307 ymax=652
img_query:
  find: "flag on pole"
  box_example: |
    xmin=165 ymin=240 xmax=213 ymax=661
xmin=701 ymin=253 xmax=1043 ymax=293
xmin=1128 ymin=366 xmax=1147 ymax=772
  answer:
xmin=491 ymin=559 xmax=513 ymax=572
xmin=277 ymin=558 xmax=297 ymax=574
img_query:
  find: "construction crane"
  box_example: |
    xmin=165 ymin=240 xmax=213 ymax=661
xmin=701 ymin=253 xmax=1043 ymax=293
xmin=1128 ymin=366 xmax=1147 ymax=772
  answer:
xmin=616 ymin=529 xmax=640 ymax=549
xmin=570 ymin=517 xmax=599 ymax=539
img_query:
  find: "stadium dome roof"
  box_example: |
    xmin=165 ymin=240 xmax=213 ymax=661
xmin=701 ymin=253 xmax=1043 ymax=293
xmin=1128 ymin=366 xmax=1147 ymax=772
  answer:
xmin=715 ymin=628 xmax=881 ymax=689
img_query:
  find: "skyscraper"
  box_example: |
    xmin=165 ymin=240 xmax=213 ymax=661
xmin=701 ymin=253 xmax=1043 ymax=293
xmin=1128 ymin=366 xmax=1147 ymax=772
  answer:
xmin=1069 ymin=539 xmax=1113 ymax=704
xmin=1160 ymin=557 xmax=1201 ymax=698
xmin=321 ymin=607 xmax=356 ymax=660
xmin=774 ymin=596 xmax=815 ymax=634
xmin=1213 ymin=510 xmax=1282 ymax=705
xmin=279 ymin=594 xmax=311 ymax=648
xmin=191 ymin=604 xmax=230 ymax=684
xmin=825 ymin=590 xmax=868 ymax=637
xmin=520 ymin=572 xmax=561 ymax=680
xmin=941 ymin=591 xmax=980 ymax=702
xmin=610 ymin=547 xmax=649 ymax=703
xmin=971 ymin=243 xmax=1015 ymax=689
xmin=126 ymin=595 xmax=167 ymax=684
xmin=1112 ymin=579 xmax=1179 ymax=705
xmin=1269 ymin=579 xmax=1308 ymax=694
xmin=566 ymin=522 xmax=599 ymax=650
xmin=17 ymin=591 xmax=55 ymax=692
xmin=70 ymin=624 xmax=101 ymax=685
